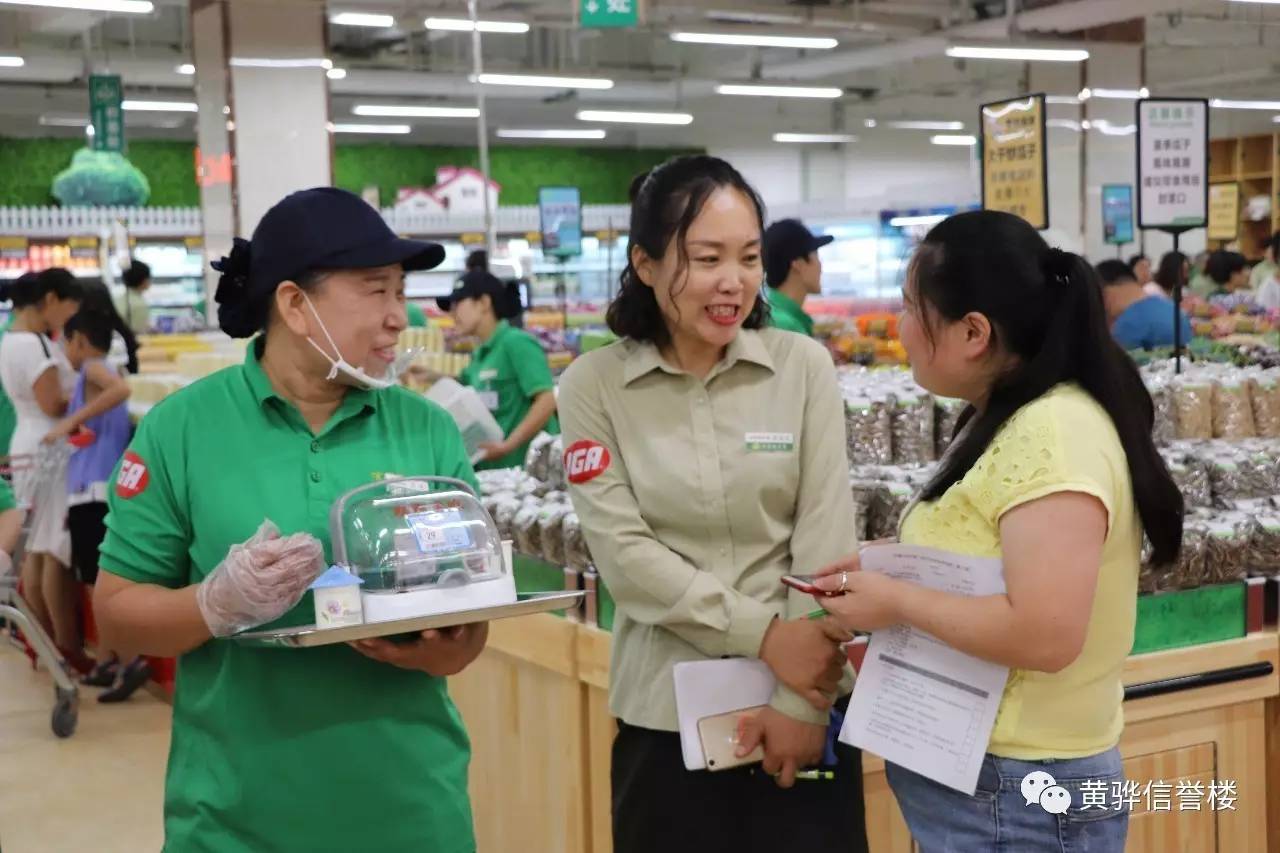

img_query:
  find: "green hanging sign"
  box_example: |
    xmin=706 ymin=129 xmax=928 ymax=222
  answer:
xmin=89 ymin=74 xmax=124 ymax=153
xmin=580 ymin=0 xmax=639 ymax=29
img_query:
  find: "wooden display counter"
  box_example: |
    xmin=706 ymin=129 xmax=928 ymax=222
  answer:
xmin=450 ymin=617 xmax=1280 ymax=853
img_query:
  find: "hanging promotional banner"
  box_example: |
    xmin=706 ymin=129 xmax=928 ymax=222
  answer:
xmin=538 ymin=187 xmax=583 ymax=259
xmin=979 ymin=93 xmax=1048 ymax=230
xmin=1208 ymin=182 xmax=1240 ymax=242
xmin=88 ymin=74 xmax=125 ymax=153
xmin=1101 ymin=185 xmax=1135 ymax=246
xmin=1136 ymin=99 xmax=1208 ymax=231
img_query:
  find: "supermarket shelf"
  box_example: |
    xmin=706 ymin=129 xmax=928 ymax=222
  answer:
xmin=0 ymin=268 xmax=101 ymax=280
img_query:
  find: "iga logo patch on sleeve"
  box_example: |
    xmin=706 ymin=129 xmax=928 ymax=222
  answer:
xmin=563 ymin=440 xmax=611 ymax=485
xmin=115 ymin=450 xmax=150 ymax=499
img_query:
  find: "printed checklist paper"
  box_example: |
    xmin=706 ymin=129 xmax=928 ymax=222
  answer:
xmin=839 ymin=544 xmax=1008 ymax=795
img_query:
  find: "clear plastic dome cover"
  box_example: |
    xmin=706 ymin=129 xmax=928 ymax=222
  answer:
xmin=330 ymin=476 xmax=507 ymax=595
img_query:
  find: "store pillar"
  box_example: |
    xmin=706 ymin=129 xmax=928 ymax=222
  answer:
xmin=190 ymin=0 xmax=332 ymax=317
xmin=1029 ymin=62 xmax=1085 ymax=254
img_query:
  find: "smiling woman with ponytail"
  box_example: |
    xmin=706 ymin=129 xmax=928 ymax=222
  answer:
xmin=812 ymin=210 xmax=1183 ymax=853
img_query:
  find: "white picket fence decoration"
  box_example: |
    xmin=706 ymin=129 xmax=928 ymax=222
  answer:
xmin=0 ymin=204 xmax=634 ymax=239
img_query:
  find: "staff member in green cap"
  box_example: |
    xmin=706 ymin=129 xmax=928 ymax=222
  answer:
xmin=438 ymin=269 xmax=558 ymax=470
xmin=92 ymin=187 xmax=486 ymax=853
xmin=762 ymin=218 xmax=832 ymax=337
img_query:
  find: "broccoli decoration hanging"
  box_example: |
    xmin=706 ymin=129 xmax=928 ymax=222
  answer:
xmin=52 ymin=148 xmax=151 ymax=207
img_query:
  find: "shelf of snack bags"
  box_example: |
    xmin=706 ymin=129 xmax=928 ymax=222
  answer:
xmin=0 ymin=237 xmax=102 ymax=279
xmin=839 ymin=360 xmax=1280 ymax=653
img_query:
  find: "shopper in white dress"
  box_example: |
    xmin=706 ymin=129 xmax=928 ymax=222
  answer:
xmin=0 ymin=267 xmax=84 ymax=670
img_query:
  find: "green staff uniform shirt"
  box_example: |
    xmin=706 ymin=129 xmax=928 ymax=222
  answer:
xmin=98 ymin=339 xmax=478 ymax=853
xmin=406 ymin=301 xmax=428 ymax=328
xmin=114 ymin=288 xmax=151 ymax=336
xmin=1251 ymin=259 xmax=1277 ymax=291
xmin=767 ymin=289 xmax=815 ymax=337
xmin=0 ymin=314 xmax=16 ymax=454
xmin=558 ymin=329 xmax=857 ymax=730
xmin=458 ymin=321 xmax=558 ymax=470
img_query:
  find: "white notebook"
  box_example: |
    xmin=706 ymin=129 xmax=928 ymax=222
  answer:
xmin=672 ymin=658 xmax=776 ymax=771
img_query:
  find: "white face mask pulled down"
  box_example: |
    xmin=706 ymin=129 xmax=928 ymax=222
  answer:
xmin=303 ymin=294 xmax=418 ymax=391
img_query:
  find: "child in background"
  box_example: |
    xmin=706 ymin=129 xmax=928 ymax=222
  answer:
xmin=46 ymin=307 xmax=149 ymax=701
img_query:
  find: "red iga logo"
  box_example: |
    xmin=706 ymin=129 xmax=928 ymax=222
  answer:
xmin=563 ymin=440 xmax=611 ymax=485
xmin=115 ymin=450 xmax=150 ymax=499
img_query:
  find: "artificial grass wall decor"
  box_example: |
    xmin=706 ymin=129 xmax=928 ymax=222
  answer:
xmin=0 ymin=137 xmax=699 ymax=208
xmin=0 ymin=138 xmax=196 ymax=206
xmin=332 ymin=143 xmax=700 ymax=206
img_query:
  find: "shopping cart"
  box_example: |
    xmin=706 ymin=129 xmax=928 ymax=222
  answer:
xmin=0 ymin=445 xmax=80 ymax=738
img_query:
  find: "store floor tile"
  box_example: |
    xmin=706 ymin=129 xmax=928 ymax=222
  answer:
xmin=0 ymin=643 xmax=169 ymax=853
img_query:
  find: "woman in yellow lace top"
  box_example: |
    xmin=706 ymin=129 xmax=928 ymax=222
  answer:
xmin=815 ymin=211 xmax=1184 ymax=852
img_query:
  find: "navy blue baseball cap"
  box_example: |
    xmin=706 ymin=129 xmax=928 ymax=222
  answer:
xmin=437 ymin=270 xmax=513 ymax=316
xmin=763 ymin=219 xmax=834 ymax=287
xmin=212 ymin=187 xmax=445 ymax=337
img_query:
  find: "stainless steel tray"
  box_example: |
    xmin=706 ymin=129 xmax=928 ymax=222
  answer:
xmin=231 ymin=590 xmax=585 ymax=649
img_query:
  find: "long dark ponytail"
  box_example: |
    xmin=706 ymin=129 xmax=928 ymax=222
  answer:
xmin=916 ymin=211 xmax=1183 ymax=566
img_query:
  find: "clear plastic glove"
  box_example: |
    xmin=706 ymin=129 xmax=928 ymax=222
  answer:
xmin=196 ymin=519 xmax=327 ymax=637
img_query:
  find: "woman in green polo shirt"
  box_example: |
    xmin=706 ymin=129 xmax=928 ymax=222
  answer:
xmin=92 ymin=187 xmax=485 ymax=853
xmin=438 ymin=270 xmax=557 ymax=470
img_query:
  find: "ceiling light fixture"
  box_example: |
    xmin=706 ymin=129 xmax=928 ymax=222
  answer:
xmin=329 ymin=12 xmax=394 ymax=27
xmin=175 ymin=63 xmax=195 ymax=75
xmin=931 ymin=134 xmax=977 ymax=146
xmin=476 ymin=73 xmax=613 ymax=89
xmin=327 ymin=67 xmax=347 ymax=80
xmin=354 ymin=104 xmax=479 ymax=118
xmin=497 ymin=128 xmax=607 ymax=139
xmin=864 ymin=119 xmax=877 ymax=128
xmin=39 ymin=115 xmax=88 ymax=127
xmin=1045 ymin=95 xmax=1080 ymax=105
xmin=0 ymin=56 xmax=25 ymax=68
xmin=773 ymin=132 xmax=855 ymax=143
xmin=705 ymin=9 xmax=806 ymax=25
xmin=888 ymin=214 xmax=947 ymax=227
xmin=1078 ymin=87 xmax=1149 ymax=101
xmin=1211 ymin=99 xmax=1280 ymax=111
xmin=426 ymin=17 xmax=529 ymax=33
xmin=576 ymin=109 xmax=694 ymax=125
xmin=332 ymin=123 xmax=411 ymax=134
xmin=670 ymin=31 xmax=838 ymax=49
xmin=122 ymin=99 xmax=198 ymax=112
xmin=716 ymin=83 xmax=842 ymax=99
xmin=230 ymin=57 xmax=332 ymax=69
xmin=0 ymin=0 xmax=153 ymax=12
xmin=946 ymin=45 xmax=1088 ymax=62
xmin=888 ymin=120 xmax=965 ymax=131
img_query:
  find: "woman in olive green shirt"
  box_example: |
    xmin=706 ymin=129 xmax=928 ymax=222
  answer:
xmin=559 ymin=156 xmax=867 ymax=853
xmin=93 ymin=188 xmax=485 ymax=853
xmin=439 ymin=270 xmax=557 ymax=470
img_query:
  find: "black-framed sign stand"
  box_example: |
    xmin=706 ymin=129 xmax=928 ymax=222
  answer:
xmin=1135 ymin=98 xmax=1210 ymax=375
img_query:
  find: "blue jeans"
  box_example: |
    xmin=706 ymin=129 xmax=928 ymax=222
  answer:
xmin=887 ymin=748 xmax=1129 ymax=853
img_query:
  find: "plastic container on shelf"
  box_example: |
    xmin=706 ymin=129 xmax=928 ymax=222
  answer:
xmin=424 ymin=377 xmax=504 ymax=465
xmin=330 ymin=476 xmax=516 ymax=624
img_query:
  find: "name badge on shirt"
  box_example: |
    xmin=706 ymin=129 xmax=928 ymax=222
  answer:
xmin=479 ymin=390 xmax=500 ymax=411
xmin=744 ymin=432 xmax=794 ymax=452
xmin=477 ymin=368 xmax=499 ymax=381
